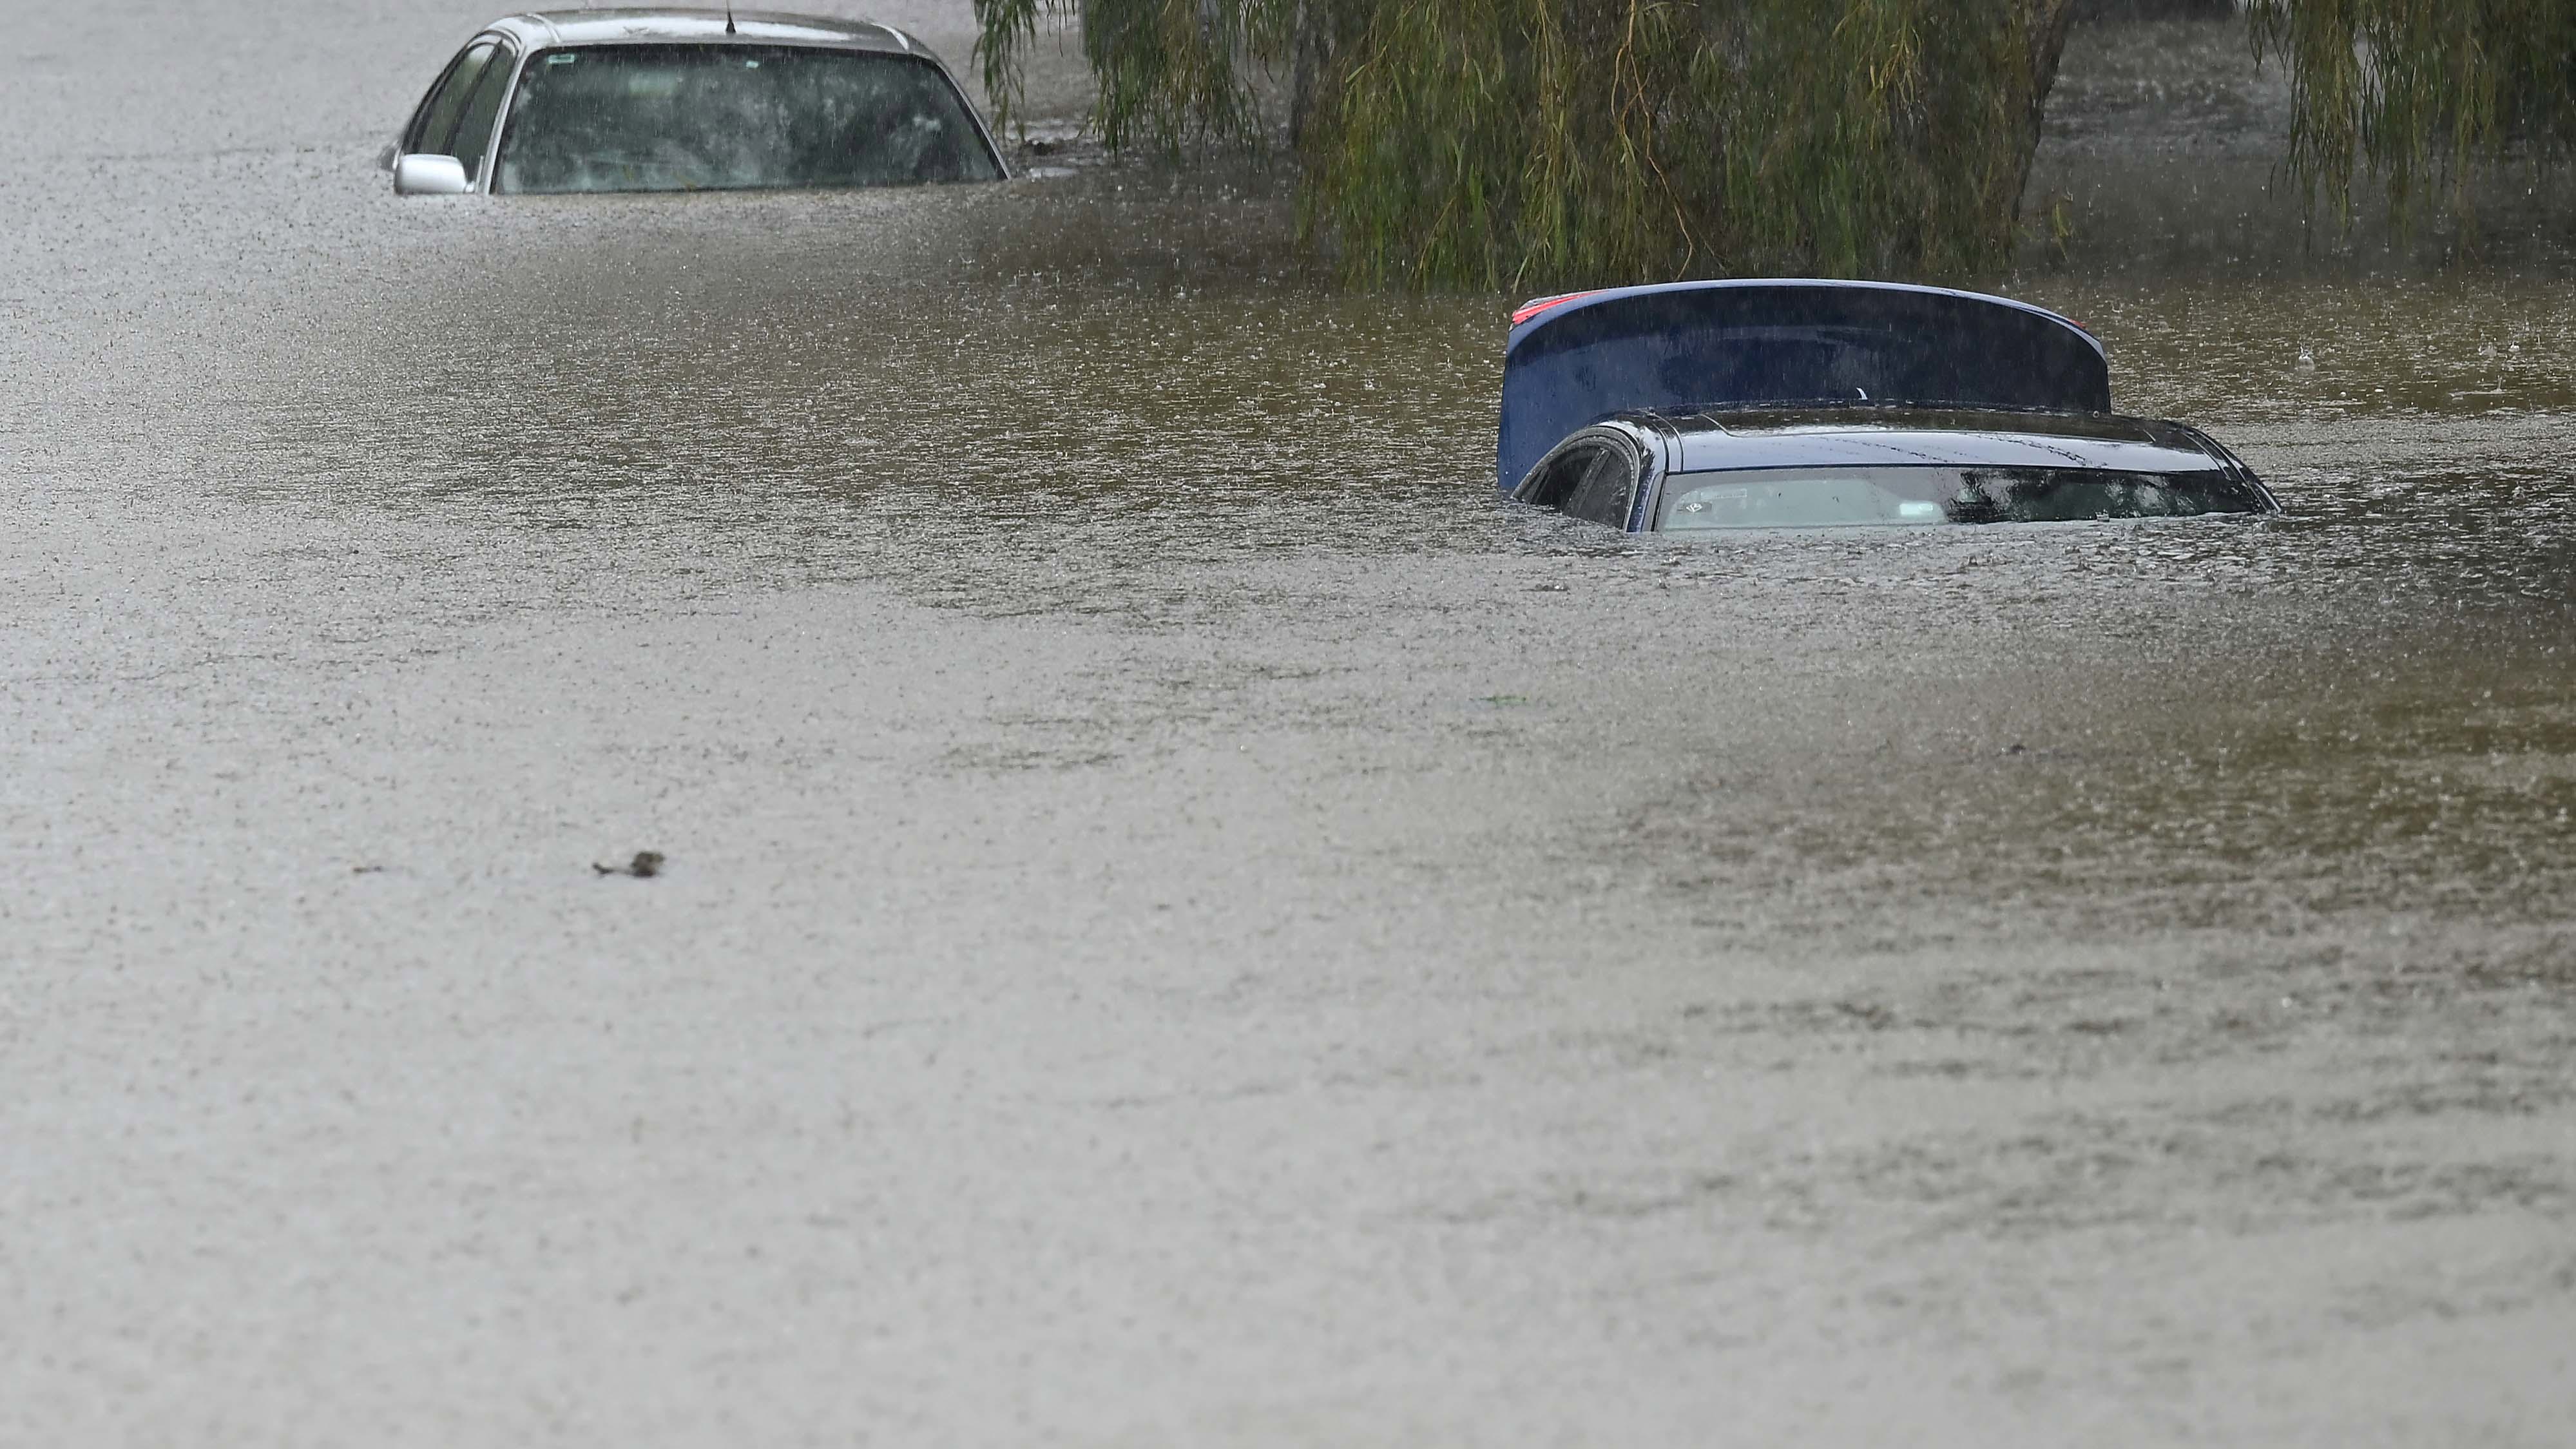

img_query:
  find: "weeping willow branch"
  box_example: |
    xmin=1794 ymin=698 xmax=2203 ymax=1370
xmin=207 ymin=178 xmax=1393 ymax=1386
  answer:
xmin=974 ymin=0 xmax=1297 ymax=151
xmin=2249 ymin=0 xmax=2576 ymax=229
xmin=979 ymin=0 xmax=2082 ymax=286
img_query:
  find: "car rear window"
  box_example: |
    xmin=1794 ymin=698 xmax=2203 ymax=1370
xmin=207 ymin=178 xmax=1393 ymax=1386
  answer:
xmin=1657 ymin=466 xmax=2271 ymax=530
xmin=492 ymin=44 xmax=1001 ymax=193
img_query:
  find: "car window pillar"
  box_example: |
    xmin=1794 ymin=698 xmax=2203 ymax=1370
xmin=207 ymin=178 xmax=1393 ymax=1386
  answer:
xmin=1562 ymin=445 xmax=1640 ymax=530
xmin=405 ymin=39 xmax=498 ymax=158
xmin=450 ymin=43 xmax=519 ymax=185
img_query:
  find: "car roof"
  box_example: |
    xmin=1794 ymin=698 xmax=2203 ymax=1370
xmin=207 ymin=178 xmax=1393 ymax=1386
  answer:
xmin=1644 ymin=407 xmax=2226 ymax=476
xmin=488 ymin=8 xmax=918 ymax=53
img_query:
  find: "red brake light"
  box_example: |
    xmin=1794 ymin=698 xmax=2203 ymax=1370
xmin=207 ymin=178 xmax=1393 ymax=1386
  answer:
xmin=1511 ymin=290 xmax=1605 ymax=326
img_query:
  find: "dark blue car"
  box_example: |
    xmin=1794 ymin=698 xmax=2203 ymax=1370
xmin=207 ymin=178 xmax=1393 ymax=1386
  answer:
xmin=1499 ymin=280 xmax=2275 ymax=532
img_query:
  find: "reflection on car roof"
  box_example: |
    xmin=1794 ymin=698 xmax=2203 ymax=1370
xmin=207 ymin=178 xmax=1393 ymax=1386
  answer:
xmin=499 ymin=9 xmax=915 ymax=52
xmin=1660 ymin=405 xmax=2177 ymax=443
xmin=1640 ymin=407 xmax=2224 ymax=477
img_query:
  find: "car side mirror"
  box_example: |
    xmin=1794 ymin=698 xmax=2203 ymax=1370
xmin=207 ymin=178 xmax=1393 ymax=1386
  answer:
xmin=394 ymin=154 xmax=470 ymax=196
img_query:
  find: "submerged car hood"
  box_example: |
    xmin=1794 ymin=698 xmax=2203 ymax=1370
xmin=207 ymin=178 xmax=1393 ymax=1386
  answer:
xmin=1657 ymin=407 xmax=2227 ymax=475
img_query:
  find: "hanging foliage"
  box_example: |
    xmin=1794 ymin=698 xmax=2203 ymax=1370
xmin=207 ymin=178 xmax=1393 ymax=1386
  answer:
xmin=2247 ymin=1 xmax=2576 ymax=227
xmin=976 ymin=0 xmax=2082 ymax=288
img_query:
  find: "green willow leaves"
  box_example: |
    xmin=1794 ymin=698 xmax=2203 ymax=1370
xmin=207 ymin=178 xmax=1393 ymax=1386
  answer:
xmin=973 ymin=0 xmax=2081 ymax=287
xmin=2249 ymin=0 xmax=2576 ymax=227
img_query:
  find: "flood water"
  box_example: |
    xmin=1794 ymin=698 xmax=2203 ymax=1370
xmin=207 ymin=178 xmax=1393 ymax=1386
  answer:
xmin=7 ymin=5 xmax=2573 ymax=1443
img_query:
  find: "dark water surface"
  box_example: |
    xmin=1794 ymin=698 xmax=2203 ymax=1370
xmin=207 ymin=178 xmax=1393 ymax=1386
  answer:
xmin=7 ymin=5 xmax=2573 ymax=1443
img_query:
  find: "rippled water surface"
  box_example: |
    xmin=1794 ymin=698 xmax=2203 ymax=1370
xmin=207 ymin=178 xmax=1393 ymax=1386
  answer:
xmin=54 ymin=171 xmax=2576 ymax=939
xmin=7 ymin=5 xmax=2573 ymax=1444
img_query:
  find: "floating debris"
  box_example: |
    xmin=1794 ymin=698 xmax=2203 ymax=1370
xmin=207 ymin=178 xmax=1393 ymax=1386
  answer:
xmin=594 ymin=850 xmax=666 ymax=879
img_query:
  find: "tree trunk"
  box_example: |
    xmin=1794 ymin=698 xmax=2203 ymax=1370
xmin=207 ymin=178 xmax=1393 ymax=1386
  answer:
xmin=1290 ymin=0 xmax=1323 ymax=148
xmin=2008 ymin=0 xmax=2082 ymax=226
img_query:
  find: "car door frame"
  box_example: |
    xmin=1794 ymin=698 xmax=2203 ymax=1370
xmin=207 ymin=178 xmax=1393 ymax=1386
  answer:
xmin=386 ymin=31 xmax=523 ymax=191
xmin=388 ymin=34 xmax=494 ymax=169
xmin=450 ymin=36 xmax=526 ymax=192
xmin=1509 ymin=417 xmax=1676 ymax=533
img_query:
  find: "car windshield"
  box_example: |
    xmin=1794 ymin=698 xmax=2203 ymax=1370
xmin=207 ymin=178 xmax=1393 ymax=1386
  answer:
xmin=492 ymin=44 xmax=1000 ymax=193
xmin=1656 ymin=466 xmax=2269 ymax=531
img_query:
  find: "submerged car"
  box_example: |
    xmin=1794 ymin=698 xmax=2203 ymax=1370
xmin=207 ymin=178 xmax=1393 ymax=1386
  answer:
xmin=1499 ymin=280 xmax=2275 ymax=532
xmin=385 ymin=8 xmax=1006 ymax=195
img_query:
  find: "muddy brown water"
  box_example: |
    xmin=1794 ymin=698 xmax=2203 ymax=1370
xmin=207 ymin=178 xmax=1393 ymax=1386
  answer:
xmin=6 ymin=5 xmax=2573 ymax=1444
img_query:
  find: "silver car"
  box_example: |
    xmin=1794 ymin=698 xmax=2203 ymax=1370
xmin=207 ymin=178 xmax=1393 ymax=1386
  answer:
xmin=384 ymin=8 xmax=1008 ymax=195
